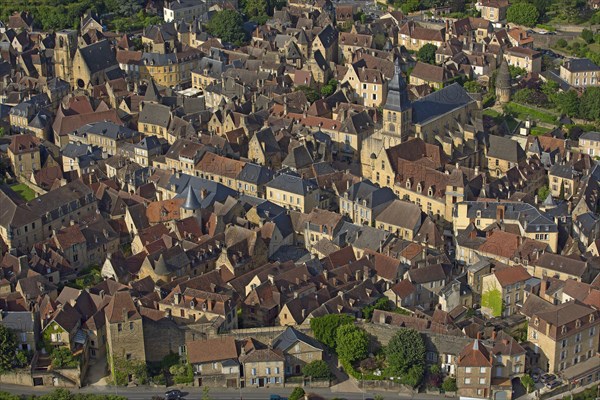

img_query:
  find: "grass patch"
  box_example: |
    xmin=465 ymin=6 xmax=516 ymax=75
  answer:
xmin=505 ymin=102 xmax=559 ymax=125
xmin=10 ymin=183 xmax=36 ymax=201
xmin=483 ymin=108 xmax=501 ymax=117
xmin=531 ymin=126 xmax=551 ymax=136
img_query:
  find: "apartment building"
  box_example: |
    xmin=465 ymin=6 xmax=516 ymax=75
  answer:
xmin=560 ymin=58 xmax=600 ymax=87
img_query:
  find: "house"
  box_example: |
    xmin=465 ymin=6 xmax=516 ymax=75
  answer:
xmin=480 ymin=265 xmax=532 ymax=318
xmin=578 ymin=131 xmax=600 ymax=157
xmin=504 ymin=47 xmax=542 ymax=75
xmin=240 ymin=342 xmax=285 ymax=388
xmin=526 ymin=300 xmax=599 ymax=373
xmin=0 ymin=310 xmax=40 ymax=351
xmin=312 ymin=24 xmax=338 ymax=64
xmin=266 ymin=173 xmax=320 ymax=213
xmin=456 ymin=340 xmax=494 ymax=399
xmin=559 ymin=58 xmax=600 ymax=88
xmin=384 ymin=279 xmax=416 ymax=309
xmin=404 ymin=263 xmax=449 ymax=310
xmin=479 ymin=0 xmax=509 ymax=23
xmin=530 ymin=253 xmax=590 ymax=282
xmin=487 ymin=135 xmax=526 ymax=178
xmin=338 ymin=180 xmax=396 ymax=226
xmin=409 ymin=62 xmax=458 ymax=89
xmin=341 ymin=64 xmax=387 ymax=107
xmin=548 ymin=163 xmax=580 ymax=200
xmin=272 ymin=326 xmax=324 ymax=376
xmin=72 ymin=40 xmax=123 ymax=91
xmin=8 ymin=134 xmax=41 ymax=177
xmin=375 ymin=200 xmax=422 ymax=240
xmin=186 ymin=337 xmax=240 ymax=388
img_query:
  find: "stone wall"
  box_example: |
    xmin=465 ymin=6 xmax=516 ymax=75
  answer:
xmin=0 ymin=370 xmax=34 ymax=386
xmin=214 ymin=324 xmax=313 ymax=342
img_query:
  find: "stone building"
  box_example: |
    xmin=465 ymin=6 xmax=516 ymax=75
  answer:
xmin=495 ymin=60 xmax=511 ymax=104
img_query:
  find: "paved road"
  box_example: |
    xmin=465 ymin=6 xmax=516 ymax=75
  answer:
xmin=0 ymin=383 xmax=457 ymax=400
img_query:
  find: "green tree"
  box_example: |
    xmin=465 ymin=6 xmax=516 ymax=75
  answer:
xmin=581 ymin=29 xmax=594 ymax=44
xmin=385 ymin=329 xmax=426 ymax=386
xmin=442 ymin=377 xmax=458 ymax=392
xmin=506 ymin=2 xmax=539 ymax=27
xmin=552 ymin=90 xmax=579 ymax=117
xmin=0 ymin=325 xmax=17 ymax=373
xmin=417 ymin=43 xmax=438 ymax=64
xmin=51 ymin=347 xmax=79 ymax=369
xmin=206 ymin=10 xmax=247 ymax=46
xmin=537 ymin=185 xmax=550 ymax=202
xmin=579 ymin=87 xmax=600 ymax=121
xmin=556 ymin=38 xmax=568 ymax=48
xmin=509 ymin=65 xmax=527 ymax=79
xmin=336 ymin=325 xmax=369 ymax=363
xmin=243 ymin=0 xmax=269 ymax=24
xmin=541 ymin=80 xmax=559 ymax=97
xmin=289 ymin=387 xmax=305 ymax=400
xmin=399 ymin=0 xmax=420 ymax=14
xmin=362 ymin=297 xmax=394 ymax=320
xmin=302 ymin=360 xmax=331 ymax=379
xmin=520 ymin=375 xmax=535 ymax=393
xmin=463 ymin=80 xmax=483 ymax=93
xmin=295 ymin=85 xmax=320 ymax=103
xmin=310 ymin=314 xmax=354 ymax=349
xmin=321 ymin=79 xmax=338 ymax=97
xmin=201 ymin=386 xmax=211 ymax=400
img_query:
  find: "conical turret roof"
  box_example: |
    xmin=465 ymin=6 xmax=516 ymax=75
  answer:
xmin=181 ymin=186 xmax=202 ymax=210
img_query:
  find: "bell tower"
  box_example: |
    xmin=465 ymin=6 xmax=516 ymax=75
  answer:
xmin=54 ymin=30 xmax=78 ymax=88
xmin=381 ymin=57 xmax=412 ymax=147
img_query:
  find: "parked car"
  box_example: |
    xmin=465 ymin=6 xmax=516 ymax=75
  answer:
xmin=270 ymin=395 xmax=287 ymax=400
xmin=165 ymin=389 xmax=183 ymax=400
xmin=541 ymin=373 xmax=556 ymax=383
xmin=546 ymin=380 xmax=561 ymax=389
xmin=531 ymin=372 xmax=540 ymax=382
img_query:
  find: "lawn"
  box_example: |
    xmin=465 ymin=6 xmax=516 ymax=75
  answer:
xmin=531 ymin=126 xmax=551 ymax=136
xmin=504 ymin=102 xmax=559 ymax=125
xmin=483 ymin=108 xmax=501 ymax=117
xmin=10 ymin=183 xmax=36 ymax=201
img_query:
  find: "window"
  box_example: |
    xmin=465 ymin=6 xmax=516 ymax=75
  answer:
xmin=465 ymin=367 xmax=472 ymax=373
xmin=130 ymin=322 xmax=134 ymax=330
xmin=480 ymin=367 xmax=486 ymax=374
xmin=479 ymin=378 xmax=486 ymax=385
xmin=464 ymin=378 xmax=471 ymax=384
xmin=266 ymin=367 xmax=271 ymax=375
xmin=118 ymin=323 xmax=122 ymax=332
xmin=251 ymin=368 xmax=256 ymax=376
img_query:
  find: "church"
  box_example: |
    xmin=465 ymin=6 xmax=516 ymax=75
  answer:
xmin=361 ymin=58 xmax=481 ymax=176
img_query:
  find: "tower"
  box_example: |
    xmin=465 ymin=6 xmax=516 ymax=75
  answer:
xmin=179 ymin=185 xmax=202 ymax=222
xmin=381 ymin=57 xmax=412 ymax=147
xmin=54 ymin=30 xmax=78 ymax=88
xmin=496 ymin=59 xmax=511 ymax=104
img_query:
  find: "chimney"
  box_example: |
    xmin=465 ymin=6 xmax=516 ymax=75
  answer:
xmin=267 ymin=274 xmax=275 ymax=284
xmin=491 ymin=330 xmax=497 ymax=340
xmin=496 ymin=204 xmax=505 ymax=222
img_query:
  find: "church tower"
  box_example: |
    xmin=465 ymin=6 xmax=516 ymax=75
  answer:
xmin=381 ymin=57 xmax=412 ymax=148
xmin=54 ymin=30 xmax=78 ymax=88
xmin=496 ymin=59 xmax=512 ymax=104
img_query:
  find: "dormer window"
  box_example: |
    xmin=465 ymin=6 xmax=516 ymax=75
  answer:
xmin=406 ymin=179 xmax=411 ymax=189
xmin=561 ymin=326 xmax=567 ymax=334
xmin=417 ymin=183 xmax=422 ymax=193
xmin=575 ymin=319 xmax=581 ymax=328
xmin=428 ymin=187 xmax=433 ymax=196
xmin=534 ymin=317 xmax=539 ymax=326
xmin=477 ymin=210 xmax=482 ymax=217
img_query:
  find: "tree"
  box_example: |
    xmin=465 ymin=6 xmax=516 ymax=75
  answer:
xmin=541 ymin=80 xmax=559 ymax=97
xmin=506 ymin=2 xmax=539 ymax=27
xmin=442 ymin=377 xmax=458 ymax=392
xmin=417 ymin=43 xmax=438 ymax=65
xmin=310 ymin=314 xmax=354 ymax=349
xmin=0 ymin=325 xmax=17 ymax=373
xmin=385 ymin=329 xmax=426 ymax=386
xmin=581 ymin=29 xmax=594 ymax=44
xmin=295 ymin=85 xmax=320 ymax=103
xmin=399 ymin=0 xmax=420 ymax=14
xmin=302 ymin=360 xmax=331 ymax=379
xmin=289 ymin=387 xmax=305 ymax=400
xmin=579 ymin=87 xmax=600 ymax=121
xmin=243 ymin=0 xmax=269 ymax=24
xmin=552 ymin=90 xmax=579 ymax=117
xmin=520 ymin=375 xmax=535 ymax=393
xmin=201 ymin=386 xmax=211 ymax=400
xmin=463 ymin=80 xmax=483 ymax=93
xmin=206 ymin=10 xmax=247 ymax=46
xmin=556 ymin=38 xmax=568 ymax=48
xmin=321 ymin=79 xmax=338 ymax=97
xmin=362 ymin=297 xmax=394 ymax=320
xmin=537 ymin=185 xmax=550 ymax=202
xmin=336 ymin=324 xmax=369 ymax=363
xmin=509 ymin=65 xmax=527 ymax=79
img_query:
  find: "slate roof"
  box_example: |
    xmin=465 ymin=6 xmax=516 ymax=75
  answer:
xmin=272 ymin=326 xmax=324 ymax=352
xmin=78 ymin=40 xmax=118 ymax=75
xmin=411 ymin=83 xmax=475 ymax=125
xmin=488 ymin=135 xmax=525 ymax=163
xmin=562 ymin=58 xmax=600 ymax=72
xmin=384 ymin=58 xmax=411 ymax=112
xmin=266 ymin=173 xmax=318 ymax=196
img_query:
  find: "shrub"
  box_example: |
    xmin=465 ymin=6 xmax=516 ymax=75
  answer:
xmin=302 ymin=360 xmax=331 ymax=379
xmin=289 ymin=387 xmax=305 ymax=400
xmin=442 ymin=377 xmax=458 ymax=392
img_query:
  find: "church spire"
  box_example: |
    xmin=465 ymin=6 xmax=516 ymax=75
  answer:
xmin=384 ymin=56 xmax=410 ymax=112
